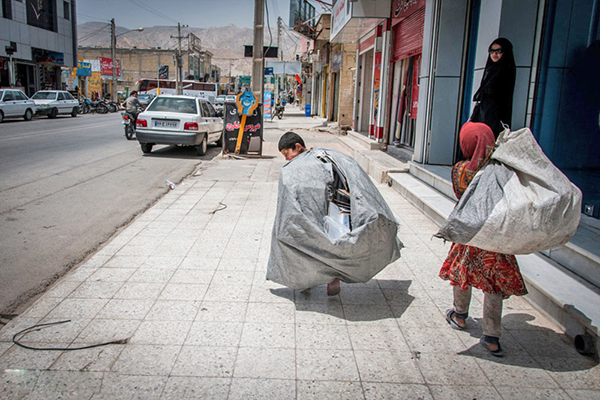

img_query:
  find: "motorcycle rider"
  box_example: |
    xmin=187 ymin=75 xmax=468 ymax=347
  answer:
xmin=123 ymin=91 xmax=146 ymax=125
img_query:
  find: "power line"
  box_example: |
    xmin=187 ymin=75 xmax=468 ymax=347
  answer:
xmin=77 ymin=13 xmax=108 ymax=23
xmin=79 ymin=23 xmax=111 ymax=43
xmin=126 ymin=0 xmax=178 ymax=24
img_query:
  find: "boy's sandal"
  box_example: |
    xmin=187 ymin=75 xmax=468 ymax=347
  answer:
xmin=480 ymin=336 xmax=504 ymax=357
xmin=445 ymin=309 xmax=465 ymax=330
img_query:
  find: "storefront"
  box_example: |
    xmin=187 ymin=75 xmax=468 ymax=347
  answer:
xmin=387 ymin=0 xmax=426 ymax=151
xmin=355 ymin=30 xmax=376 ymax=135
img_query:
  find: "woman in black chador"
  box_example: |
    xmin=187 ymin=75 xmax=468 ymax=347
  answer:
xmin=470 ymin=38 xmax=516 ymax=138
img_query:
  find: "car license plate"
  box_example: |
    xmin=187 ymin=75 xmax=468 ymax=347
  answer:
xmin=154 ymin=120 xmax=178 ymax=128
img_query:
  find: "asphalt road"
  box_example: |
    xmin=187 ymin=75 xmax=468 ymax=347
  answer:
xmin=0 ymin=112 xmax=221 ymax=315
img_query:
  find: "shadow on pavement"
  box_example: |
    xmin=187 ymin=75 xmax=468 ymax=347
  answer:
xmin=140 ymin=144 xmax=223 ymax=160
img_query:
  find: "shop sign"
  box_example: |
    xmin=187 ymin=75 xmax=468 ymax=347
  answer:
xmin=332 ymin=51 xmax=343 ymax=72
xmin=32 ymin=48 xmax=64 ymax=65
xmin=372 ymin=52 xmax=382 ymax=135
xmin=393 ymin=0 xmax=426 ymax=22
xmin=88 ymin=72 xmax=103 ymax=93
xmin=99 ymin=57 xmax=121 ymax=76
xmin=76 ymin=61 xmax=92 ymax=77
xmin=331 ymin=0 xmax=353 ymax=41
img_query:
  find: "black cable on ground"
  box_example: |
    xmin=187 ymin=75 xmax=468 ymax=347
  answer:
xmin=12 ymin=320 xmax=129 ymax=351
xmin=210 ymin=202 xmax=228 ymax=214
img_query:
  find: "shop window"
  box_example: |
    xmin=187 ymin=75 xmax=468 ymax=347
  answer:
xmin=2 ymin=0 xmax=12 ymax=20
xmin=63 ymin=1 xmax=69 ymax=20
xmin=27 ymin=0 xmax=57 ymax=32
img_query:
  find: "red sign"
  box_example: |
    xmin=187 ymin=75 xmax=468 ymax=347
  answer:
xmin=393 ymin=0 xmax=426 ymax=22
xmin=99 ymin=57 xmax=121 ymax=76
xmin=410 ymin=54 xmax=421 ymax=118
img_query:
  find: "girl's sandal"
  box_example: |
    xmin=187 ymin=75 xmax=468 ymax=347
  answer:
xmin=445 ymin=309 xmax=466 ymax=330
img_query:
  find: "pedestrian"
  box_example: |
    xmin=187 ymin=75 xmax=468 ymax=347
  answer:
xmin=440 ymin=121 xmax=528 ymax=357
xmin=470 ymin=38 xmax=516 ymax=138
xmin=123 ymin=90 xmax=146 ymax=125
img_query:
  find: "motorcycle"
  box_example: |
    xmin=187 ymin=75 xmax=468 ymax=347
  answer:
xmin=121 ymin=111 xmax=136 ymax=140
xmin=106 ymin=101 xmax=119 ymax=113
xmin=78 ymin=97 xmax=91 ymax=114
xmin=271 ymin=103 xmax=285 ymax=120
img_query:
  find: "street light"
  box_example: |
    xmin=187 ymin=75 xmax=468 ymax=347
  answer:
xmin=111 ymin=19 xmax=144 ymax=101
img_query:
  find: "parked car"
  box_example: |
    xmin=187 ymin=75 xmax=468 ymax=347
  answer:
xmin=0 ymin=89 xmax=36 ymax=123
xmin=135 ymin=95 xmax=224 ymax=156
xmin=31 ymin=90 xmax=79 ymax=118
xmin=214 ymin=95 xmax=225 ymax=116
xmin=225 ymin=94 xmax=237 ymax=103
xmin=137 ymin=93 xmax=155 ymax=107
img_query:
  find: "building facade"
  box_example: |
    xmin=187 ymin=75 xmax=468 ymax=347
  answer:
xmin=1 ymin=0 xmax=78 ymax=96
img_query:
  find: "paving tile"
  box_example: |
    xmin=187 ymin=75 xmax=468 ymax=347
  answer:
xmin=212 ymin=270 xmax=255 ymax=285
xmin=362 ymin=383 xmax=433 ymax=400
xmin=501 ymin=309 xmax=565 ymax=333
xmin=393 ymin=305 xmax=447 ymax=328
xmin=160 ymin=376 xmax=231 ymax=400
xmin=12 ymin=297 xmax=63 ymax=319
xmin=92 ymin=373 xmax=168 ymax=400
xmin=50 ymin=343 xmax=125 ymax=372
xmin=111 ymin=345 xmax=181 ymax=376
xmin=195 ymin=301 xmax=248 ymax=323
xmin=428 ymin=385 xmax=502 ymax=400
xmin=564 ymin=389 xmax=600 ymax=399
xmin=228 ymin=378 xmax=295 ymax=400
xmin=536 ymin=356 xmax=600 ymax=390
xmin=342 ymin=304 xmax=397 ymax=325
xmin=495 ymin=386 xmax=571 ymax=399
xmin=45 ymin=298 xmax=109 ymax=320
xmin=296 ymin=349 xmax=359 ymax=381
xmin=294 ymin=287 xmax=340 ymax=304
xmin=355 ymin=350 xmax=424 ymax=383
xmin=113 ymin=282 xmax=166 ymax=300
xmin=145 ymin=300 xmax=202 ymax=321
xmin=347 ymin=324 xmax=411 ymax=352
xmin=203 ymin=284 xmax=252 ymax=303
xmin=44 ymin=280 xmax=82 ymax=298
xmin=20 ymin=318 xmax=91 ymax=343
xmin=510 ymin=329 xmax=581 ymax=358
xmin=234 ymin=347 xmax=295 ymax=379
xmin=171 ymin=346 xmax=237 ymax=378
xmin=127 ymin=268 xmax=175 ymax=283
xmin=248 ymin=284 xmax=295 ymax=303
xmin=417 ymin=353 xmax=492 ymax=386
xmin=62 ymin=267 xmax=98 ymax=281
xmin=104 ymin=255 xmax=148 ymax=268
xmin=28 ymin=370 xmax=102 ymax=399
xmin=68 ymin=281 xmax=124 ymax=299
xmin=294 ymin=301 xmax=346 ymax=325
xmin=0 ymin=342 xmax=65 ymax=370
xmin=339 ymin=287 xmax=389 ymax=306
xmin=95 ymin=299 xmax=155 ymax=320
xmin=475 ymin=356 xmax=559 ymax=388
xmin=158 ymin=283 xmax=208 ymax=301
xmin=130 ymin=320 xmax=192 ymax=345
xmin=179 ymin=257 xmax=221 ymax=270
xmin=245 ymin=302 xmax=296 ymax=324
xmin=239 ymin=322 xmax=295 ymax=348
xmin=73 ymin=319 xmax=140 ymax=345
xmin=169 ymin=269 xmax=215 ymax=284
xmin=296 ymin=380 xmax=364 ymax=400
xmin=87 ymin=268 xmax=137 ymax=282
xmin=217 ymin=257 xmax=259 ymax=272
xmin=140 ymin=256 xmax=184 ymax=270
xmin=0 ymin=369 xmax=40 ymax=399
xmin=401 ymin=326 xmax=467 ymax=354
xmin=295 ymin=323 xmax=352 ymax=350
xmin=185 ymin=321 xmax=243 ymax=347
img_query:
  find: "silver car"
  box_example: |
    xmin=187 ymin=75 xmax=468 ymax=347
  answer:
xmin=31 ymin=90 xmax=79 ymax=118
xmin=135 ymin=95 xmax=224 ymax=156
xmin=0 ymin=89 xmax=37 ymax=123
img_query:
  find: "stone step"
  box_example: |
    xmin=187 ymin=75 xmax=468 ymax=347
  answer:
xmin=340 ymin=137 xmax=409 ymax=183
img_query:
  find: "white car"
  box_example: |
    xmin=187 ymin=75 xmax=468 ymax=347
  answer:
xmin=135 ymin=95 xmax=224 ymax=156
xmin=225 ymin=95 xmax=237 ymax=103
xmin=31 ymin=90 xmax=79 ymax=118
xmin=0 ymin=89 xmax=37 ymax=123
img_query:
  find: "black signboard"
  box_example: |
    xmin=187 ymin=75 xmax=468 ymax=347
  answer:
xmin=158 ymin=65 xmax=169 ymax=79
xmin=244 ymin=45 xmax=279 ymax=58
xmin=222 ymin=102 xmax=263 ymax=155
xmin=26 ymin=0 xmax=56 ymax=32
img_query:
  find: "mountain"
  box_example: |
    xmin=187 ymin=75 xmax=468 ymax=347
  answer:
xmin=77 ymin=22 xmax=301 ymax=77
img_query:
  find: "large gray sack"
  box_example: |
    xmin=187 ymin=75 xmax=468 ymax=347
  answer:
xmin=435 ymin=127 xmax=582 ymax=254
xmin=267 ymin=148 xmax=403 ymax=289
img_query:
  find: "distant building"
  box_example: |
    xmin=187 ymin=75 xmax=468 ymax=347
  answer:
xmin=0 ymin=0 xmax=77 ymax=96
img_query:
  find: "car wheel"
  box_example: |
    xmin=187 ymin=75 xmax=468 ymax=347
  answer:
xmin=0 ymin=111 xmax=3 ymax=123
xmin=71 ymin=107 xmax=78 ymax=117
xmin=141 ymin=143 xmax=153 ymax=153
xmin=195 ymin=134 xmax=208 ymax=156
xmin=216 ymin=132 xmax=224 ymax=147
xmin=24 ymin=109 xmax=33 ymax=121
xmin=49 ymin=108 xmax=58 ymax=119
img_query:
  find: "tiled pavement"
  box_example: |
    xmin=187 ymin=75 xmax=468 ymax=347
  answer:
xmin=1 ymin=110 xmax=598 ymax=399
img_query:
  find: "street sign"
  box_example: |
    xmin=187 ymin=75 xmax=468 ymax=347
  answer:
xmin=264 ymin=67 xmax=273 ymax=75
xmin=244 ymin=45 xmax=278 ymax=58
xmin=159 ymin=65 xmax=169 ymax=79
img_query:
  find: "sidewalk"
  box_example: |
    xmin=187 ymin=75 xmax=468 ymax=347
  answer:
xmin=0 ymin=107 xmax=598 ymax=399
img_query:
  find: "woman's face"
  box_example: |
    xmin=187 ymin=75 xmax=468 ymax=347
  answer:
xmin=489 ymin=44 xmax=503 ymax=63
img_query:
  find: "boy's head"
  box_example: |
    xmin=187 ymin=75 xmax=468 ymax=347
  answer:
xmin=278 ymin=132 xmax=307 ymax=161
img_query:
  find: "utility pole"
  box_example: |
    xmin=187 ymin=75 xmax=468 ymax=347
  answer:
xmin=252 ymin=0 xmax=264 ymax=103
xmin=275 ymin=16 xmax=282 ymax=104
xmin=171 ymin=23 xmax=188 ymax=95
xmin=111 ymin=18 xmax=116 ymax=101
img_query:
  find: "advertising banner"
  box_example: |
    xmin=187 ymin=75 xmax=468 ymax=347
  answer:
xmin=99 ymin=57 xmax=121 ymax=76
xmin=264 ymin=91 xmax=272 ymax=119
xmin=223 ymin=103 xmax=263 ymax=155
xmin=76 ymin=61 xmax=92 ymax=77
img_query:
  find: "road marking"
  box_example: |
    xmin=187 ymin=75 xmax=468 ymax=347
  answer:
xmin=0 ymin=121 xmax=118 ymax=142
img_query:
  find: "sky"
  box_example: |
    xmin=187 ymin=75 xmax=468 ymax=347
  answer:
xmin=77 ymin=0 xmax=328 ymax=30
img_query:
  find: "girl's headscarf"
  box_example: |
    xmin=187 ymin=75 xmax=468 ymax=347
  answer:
xmin=473 ymin=38 xmax=516 ymax=102
xmin=451 ymin=122 xmax=496 ymax=199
